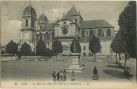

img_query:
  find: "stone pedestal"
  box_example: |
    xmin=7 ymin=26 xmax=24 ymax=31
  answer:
xmin=66 ymin=53 xmax=85 ymax=73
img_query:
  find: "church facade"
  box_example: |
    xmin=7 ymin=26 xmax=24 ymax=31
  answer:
xmin=20 ymin=5 xmax=114 ymax=56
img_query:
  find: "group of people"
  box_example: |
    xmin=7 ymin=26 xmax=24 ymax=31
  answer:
xmin=52 ymin=70 xmax=67 ymax=82
xmin=52 ymin=67 xmax=99 ymax=81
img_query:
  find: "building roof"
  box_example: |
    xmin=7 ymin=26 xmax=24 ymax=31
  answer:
xmin=80 ymin=19 xmax=114 ymax=29
xmin=64 ymin=6 xmax=80 ymax=18
xmin=38 ymin=13 xmax=48 ymax=24
xmin=23 ymin=4 xmax=36 ymax=18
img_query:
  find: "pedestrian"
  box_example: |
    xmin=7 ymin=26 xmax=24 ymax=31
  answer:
xmin=57 ymin=72 xmax=60 ymax=81
xmin=60 ymin=71 xmax=63 ymax=81
xmin=93 ymin=67 xmax=97 ymax=75
xmin=52 ymin=70 xmax=56 ymax=81
xmin=92 ymin=66 xmax=99 ymax=80
xmin=71 ymin=71 xmax=75 ymax=81
xmin=63 ymin=70 xmax=67 ymax=81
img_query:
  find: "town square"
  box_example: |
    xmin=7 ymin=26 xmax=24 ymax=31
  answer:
xmin=0 ymin=1 xmax=136 ymax=84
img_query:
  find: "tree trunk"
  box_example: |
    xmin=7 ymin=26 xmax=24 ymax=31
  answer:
xmin=118 ymin=53 xmax=121 ymax=63
xmin=94 ymin=53 xmax=96 ymax=62
xmin=116 ymin=53 xmax=118 ymax=64
xmin=124 ymin=53 xmax=128 ymax=68
xmin=25 ymin=55 xmax=26 ymax=60
xmin=56 ymin=55 xmax=57 ymax=61
xmin=53 ymin=56 xmax=54 ymax=62
xmin=11 ymin=54 xmax=12 ymax=61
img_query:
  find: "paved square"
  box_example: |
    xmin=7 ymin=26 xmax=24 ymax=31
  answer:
xmin=1 ymin=56 xmax=136 ymax=82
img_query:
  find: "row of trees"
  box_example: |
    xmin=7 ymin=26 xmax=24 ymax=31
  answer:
xmin=5 ymin=38 xmax=63 ymax=60
xmin=6 ymin=35 xmax=101 ymax=61
xmin=111 ymin=1 xmax=136 ymax=67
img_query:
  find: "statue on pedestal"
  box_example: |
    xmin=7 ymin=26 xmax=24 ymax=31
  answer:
xmin=66 ymin=37 xmax=85 ymax=73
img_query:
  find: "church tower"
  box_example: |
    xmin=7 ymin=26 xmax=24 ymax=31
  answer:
xmin=37 ymin=13 xmax=48 ymax=42
xmin=64 ymin=5 xmax=83 ymax=26
xmin=21 ymin=4 xmax=37 ymax=51
xmin=38 ymin=13 xmax=48 ymax=31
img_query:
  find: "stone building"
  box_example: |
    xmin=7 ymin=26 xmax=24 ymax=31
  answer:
xmin=54 ymin=6 xmax=114 ymax=56
xmin=20 ymin=4 xmax=114 ymax=56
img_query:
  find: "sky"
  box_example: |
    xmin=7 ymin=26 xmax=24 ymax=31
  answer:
xmin=0 ymin=1 xmax=128 ymax=45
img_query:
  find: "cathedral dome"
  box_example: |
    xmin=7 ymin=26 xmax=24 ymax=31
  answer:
xmin=23 ymin=5 xmax=37 ymax=18
xmin=38 ymin=13 xmax=48 ymax=24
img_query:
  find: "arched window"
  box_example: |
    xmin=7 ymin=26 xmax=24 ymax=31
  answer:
xmin=98 ymin=29 xmax=102 ymax=36
xmin=40 ymin=26 xmax=42 ymax=30
xmin=83 ymin=52 xmax=86 ymax=56
xmin=107 ymin=29 xmax=111 ymax=36
xmin=62 ymin=28 xmax=68 ymax=35
xmin=83 ymin=46 xmax=85 ymax=50
xmin=26 ymin=20 xmax=28 ymax=27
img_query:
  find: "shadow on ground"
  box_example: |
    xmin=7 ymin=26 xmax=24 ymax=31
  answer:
xmin=103 ymin=69 xmax=133 ymax=79
xmin=106 ymin=65 xmax=121 ymax=69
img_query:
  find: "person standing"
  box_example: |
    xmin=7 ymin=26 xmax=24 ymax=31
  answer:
xmin=63 ymin=70 xmax=67 ymax=81
xmin=92 ymin=66 xmax=99 ymax=80
xmin=57 ymin=72 xmax=60 ymax=81
xmin=52 ymin=70 xmax=56 ymax=82
xmin=93 ymin=67 xmax=97 ymax=75
xmin=71 ymin=71 xmax=75 ymax=81
xmin=60 ymin=71 xmax=63 ymax=81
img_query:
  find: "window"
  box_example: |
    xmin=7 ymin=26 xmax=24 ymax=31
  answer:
xmin=107 ymin=29 xmax=111 ymax=36
xmin=62 ymin=28 xmax=68 ymax=35
xmin=89 ymin=53 xmax=91 ymax=56
xmin=83 ymin=52 xmax=86 ymax=56
xmin=86 ymin=31 xmax=88 ymax=36
xmin=81 ymin=30 xmax=85 ymax=37
xmin=64 ymin=21 xmax=66 ymax=24
xmin=83 ymin=46 xmax=85 ymax=50
xmin=98 ymin=29 xmax=102 ymax=36
xmin=102 ymin=32 xmax=104 ymax=36
xmin=89 ymin=30 xmax=94 ymax=37
xmin=40 ymin=26 xmax=42 ymax=30
xmin=26 ymin=20 xmax=28 ymax=27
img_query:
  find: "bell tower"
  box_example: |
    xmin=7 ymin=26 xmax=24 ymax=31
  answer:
xmin=21 ymin=4 xmax=37 ymax=51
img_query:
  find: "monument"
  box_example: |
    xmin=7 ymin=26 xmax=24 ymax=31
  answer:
xmin=66 ymin=38 xmax=85 ymax=73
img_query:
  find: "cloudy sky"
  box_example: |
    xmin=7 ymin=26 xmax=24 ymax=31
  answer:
xmin=1 ymin=1 xmax=128 ymax=45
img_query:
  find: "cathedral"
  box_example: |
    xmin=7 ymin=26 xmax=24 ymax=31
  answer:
xmin=20 ymin=4 xmax=114 ymax=56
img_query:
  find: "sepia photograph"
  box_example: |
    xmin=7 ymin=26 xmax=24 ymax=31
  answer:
xmin=0 ymin=0 xmax=136 ymax=89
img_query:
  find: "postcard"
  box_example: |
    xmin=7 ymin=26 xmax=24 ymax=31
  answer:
xmin=0 ymin=0 xmax=136 ymax=89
